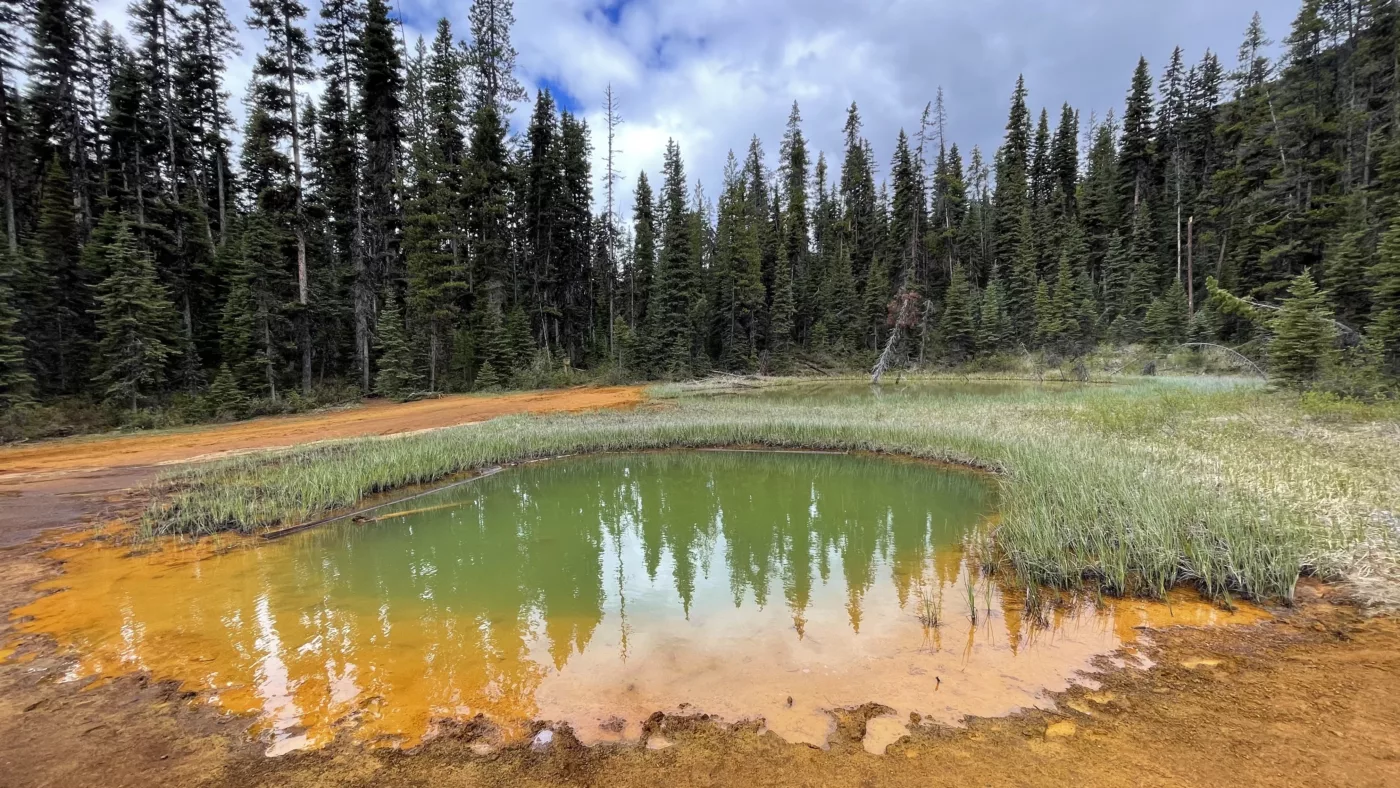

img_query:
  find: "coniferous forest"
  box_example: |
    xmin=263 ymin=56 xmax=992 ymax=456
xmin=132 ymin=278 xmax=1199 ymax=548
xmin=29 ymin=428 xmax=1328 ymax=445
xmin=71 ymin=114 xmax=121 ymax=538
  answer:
xmin=0 ymin=0 xmax=1397 ymax=435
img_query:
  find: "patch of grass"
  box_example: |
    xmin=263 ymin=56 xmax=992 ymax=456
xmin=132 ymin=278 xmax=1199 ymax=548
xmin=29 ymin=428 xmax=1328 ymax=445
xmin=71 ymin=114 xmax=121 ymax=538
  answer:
xmin=141 ymin=377 xmax=1400 ymax=606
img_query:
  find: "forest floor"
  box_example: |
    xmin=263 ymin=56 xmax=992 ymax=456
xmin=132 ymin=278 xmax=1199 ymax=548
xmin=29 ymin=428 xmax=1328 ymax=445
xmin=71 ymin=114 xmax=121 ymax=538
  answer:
xmin=0 ymin=386 xmax=644 ymax=546
xmin=1 ymin=377 xmax=1398 ymax=786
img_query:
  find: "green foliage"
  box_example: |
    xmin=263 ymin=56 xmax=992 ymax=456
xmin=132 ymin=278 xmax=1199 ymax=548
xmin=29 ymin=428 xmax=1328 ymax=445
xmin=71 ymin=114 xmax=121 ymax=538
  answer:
xmin=1269 ymin=271 xmax=1338 ymax=390
xmin=1371 ymin=217 xmax=1400 ymax=368
xmin=373 ymin=295 xmax=420 ymax=399
xmin=0 ymin=255 xmax=33 ymax=408
xmin=90 ymin=225 xmax=179 ymax=410
xmin=474 ymin=359 xmax=501 ymax=390
xmin=207 ymin=364 xmax=247 ymax=420
xmin=1144 ymin=279 xmax=1189 ymax=347
xmin=938 ymin=263 xmax=976 ymax=361
xmin=977 ymin=267 xmax=1010 ymax=353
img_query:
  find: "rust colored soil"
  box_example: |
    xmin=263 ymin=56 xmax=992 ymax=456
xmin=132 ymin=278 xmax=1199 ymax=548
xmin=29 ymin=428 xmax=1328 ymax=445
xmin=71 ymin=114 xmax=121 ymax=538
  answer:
xmin=0 ymin=387 xmax=643 ymax=547
xmin=2 ymin=527 xmax=1398 ymax=788
xmin=0 ymin=387 xmax=644 ymax=477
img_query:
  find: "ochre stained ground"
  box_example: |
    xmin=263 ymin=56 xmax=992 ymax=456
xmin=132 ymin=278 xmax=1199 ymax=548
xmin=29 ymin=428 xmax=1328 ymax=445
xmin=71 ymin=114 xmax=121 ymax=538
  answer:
xmin=0 ymin=388 xmax=1396 ymax=786
xmin=0 ymin=386 xmax=644 ymax=476
xmin=0 ymin=387 xmax=644 ymax=547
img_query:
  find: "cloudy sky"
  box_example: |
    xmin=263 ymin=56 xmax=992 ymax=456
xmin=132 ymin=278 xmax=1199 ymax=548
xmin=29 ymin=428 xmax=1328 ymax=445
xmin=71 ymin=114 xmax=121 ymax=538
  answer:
xmin=96 ymin=0 xmax=1302 ymax=220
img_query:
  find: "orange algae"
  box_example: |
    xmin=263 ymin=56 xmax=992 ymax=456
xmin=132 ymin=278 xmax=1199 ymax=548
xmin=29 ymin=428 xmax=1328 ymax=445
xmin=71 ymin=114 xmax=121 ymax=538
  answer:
xmin=12 ymin=528 xmax=1267 ymax=754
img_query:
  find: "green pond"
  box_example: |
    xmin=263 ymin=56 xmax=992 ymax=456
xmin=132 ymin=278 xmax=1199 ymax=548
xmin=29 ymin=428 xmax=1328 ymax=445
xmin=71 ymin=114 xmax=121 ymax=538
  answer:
xmin=22 ymin=450 xmax=1227 ymax=755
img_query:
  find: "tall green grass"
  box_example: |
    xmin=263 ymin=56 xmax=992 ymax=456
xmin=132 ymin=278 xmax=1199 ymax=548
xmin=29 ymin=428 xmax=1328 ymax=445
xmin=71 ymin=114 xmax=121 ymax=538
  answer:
xmin=142 ymin=378 xmax=1396 ymax=605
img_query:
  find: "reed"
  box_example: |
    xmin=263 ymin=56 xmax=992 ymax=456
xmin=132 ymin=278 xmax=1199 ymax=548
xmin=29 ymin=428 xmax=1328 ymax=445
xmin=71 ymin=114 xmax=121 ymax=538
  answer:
xmin=140 ymin=376 xmax=1400 ymax=606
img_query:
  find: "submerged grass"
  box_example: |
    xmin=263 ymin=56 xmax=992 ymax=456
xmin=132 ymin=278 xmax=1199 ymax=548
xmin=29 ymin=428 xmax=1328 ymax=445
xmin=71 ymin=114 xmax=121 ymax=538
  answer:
xmin=141 ymin=376 xmax=1400 ymax=606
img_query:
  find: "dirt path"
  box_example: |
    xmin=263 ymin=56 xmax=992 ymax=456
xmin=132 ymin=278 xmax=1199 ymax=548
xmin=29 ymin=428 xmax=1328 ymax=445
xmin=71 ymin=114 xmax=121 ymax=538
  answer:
xmin=0 ymin=387 xmax=643 ymax=547
xmin=0 ymin=387 xmax=644 ymax=476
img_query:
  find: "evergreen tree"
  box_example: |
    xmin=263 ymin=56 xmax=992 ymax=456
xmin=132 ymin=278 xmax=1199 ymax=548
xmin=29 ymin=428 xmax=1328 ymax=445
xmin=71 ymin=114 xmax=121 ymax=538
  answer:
xmin=357 ymin=0 xmax=403 ymax=381
xmin=938 ymin=262 xmax=975 ymax=361
xmin=1144 ymin=278 xmax=1189 ymax=347
xmin=1032 ymin=279 xmax=1056 ymax=348
xmin=629 ymin=171 xmax=656 ymax=328
xmin=91 ymin=224 xmax=177 ymax=410
xmin=28 ymin=157 xmax=87 ymax=392
xmin=1269 ymin=270 xmax=1337 ymax=389
xmin=993 ymin=76 xmax=1032 ymax=268
xmin=977 ymin=266 xmax=1010 ymax=354
xmin=1119 ymin=56 xmax=1156 ymax=210
xmin=206 ymin=362 xmax=245 ymax=419
xmin=646 ymin=139 xmax=697 ymax=375
xmin=0 ymin=252 xmax=31 ymax=407
xmin=1368 ymin=218 xmax=1400 ymax=366
xmin=373 ymin=292 xmax=418 ymax=398
xmin=863 ymin=252 xmax=891 ymax=350
xmin=1007 ymin=207 xmax=1038 ymax=341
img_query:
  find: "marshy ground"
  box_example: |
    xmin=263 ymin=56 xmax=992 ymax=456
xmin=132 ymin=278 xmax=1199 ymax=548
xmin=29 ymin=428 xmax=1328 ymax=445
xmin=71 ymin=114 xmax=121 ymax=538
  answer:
xmin=1 ymin=377 xmax=1398 ymax=786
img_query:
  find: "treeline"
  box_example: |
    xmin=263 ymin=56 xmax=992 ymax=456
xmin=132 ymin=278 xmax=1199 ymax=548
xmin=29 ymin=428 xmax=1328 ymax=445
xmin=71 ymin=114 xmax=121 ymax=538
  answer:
xmin=0 ymin=0 xmax=1397 ymax=420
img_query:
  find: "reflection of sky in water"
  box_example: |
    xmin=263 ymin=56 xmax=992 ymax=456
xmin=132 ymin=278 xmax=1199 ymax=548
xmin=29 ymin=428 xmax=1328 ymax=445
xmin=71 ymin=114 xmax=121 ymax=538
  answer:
xmin=15 ymin=452 xmax=1265 ymax=754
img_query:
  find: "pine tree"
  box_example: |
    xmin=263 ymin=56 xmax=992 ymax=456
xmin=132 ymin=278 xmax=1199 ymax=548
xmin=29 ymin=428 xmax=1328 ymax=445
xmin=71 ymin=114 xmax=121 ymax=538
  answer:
xmin=0 ymin=252 xmax=31 ymax=407
xmin=505 ymin=304 xmax=533 ymax=371
xmin=474 ymin=359 xmax=500 ymax=390
xmin=1269 ymin=270 xmax=1337 ymax=389
xmin=1007 ymin=207 xmax=1037 ymax=341
xmin=1144 ymin=278 xmax=1189 ymax=347
xmin=1368 ymin=218 xmax=1400 ymax=367
xmin=993 ymin=76 xmax=1032 ymax=268
xmin=91 ymin=224 xmax=177 ymax=410
xmin=206 ymin=363 xmax=245 ymax=419
xmin=373 ymin=292 xmax=418 ymax=398
xmin=840 ymin=103 xmax=878 ymax=286
xmin=246 ymin=0 xmax=315 ymax=394
xmin=646 ymin=139 xmax=696 ymax=375
xmin=1119 ymin=56 xmax=1156 ymax=210
xmin=1032 ymin=279 xmax=1056 ymax=348
xmin=977 ymin=266 xmax=1010 ymax=354
xmin=357 ymin=0 xmax=403 ymax=384
xmin=629 ymin=171 xmax=656 ymax=328
xmin=938 ymin=262 xmax=975 ymax=361
xmin=862 ymin=252 xmax=891 ymax=351
xmin=29 ymin=157 xmax=88 ymax=392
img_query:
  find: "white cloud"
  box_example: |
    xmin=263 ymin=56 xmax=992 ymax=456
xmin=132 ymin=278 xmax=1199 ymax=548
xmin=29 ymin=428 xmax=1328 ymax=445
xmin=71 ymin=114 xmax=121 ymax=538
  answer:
xmin=96 ymin=0 xmax=1302 ymax=222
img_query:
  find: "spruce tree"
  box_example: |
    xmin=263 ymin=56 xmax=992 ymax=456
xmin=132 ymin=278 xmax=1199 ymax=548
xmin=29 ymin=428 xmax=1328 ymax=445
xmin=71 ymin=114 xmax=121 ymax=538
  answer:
xmin=1269 ymin=270 xmax=1337 ymax=390
xmin=1007 ymin=207 xmax=1038 ymax=341
xmin=358 ymin=0 xmax=404 ymax=379
xmin=1368 ymin=218 xmax=1400 ymax=367
xmin=630 ymin=171 xmax=657 ymax=327
xmin=938 ymin=262 xmax=975 ymax=361
xmin=646 ymin=139 xmax=696 ymax=375
xmin=862 ymin=252 xmax=891 ymax=351
xmin=977 ymin=266 xmax=1010 ymax=354
xmin=91 ymin=224 xmax=177 ymax=410
xmin=207 ymin=363 xmax=246 ymax=420
xmin=29 ymin=156 xmax=87 ymax=393
xmin=993 ymin=76 xmax=1032 ymax=267
xmin=0 ymin=254 xmax=31 ymax=407
xmin=373 ymin=293 xmax=418 ymax=399
xmin=1032 ymin=279 xmax=1056 ymax=348
xmin=1144 ymin=279 xmax=1189 ymax=347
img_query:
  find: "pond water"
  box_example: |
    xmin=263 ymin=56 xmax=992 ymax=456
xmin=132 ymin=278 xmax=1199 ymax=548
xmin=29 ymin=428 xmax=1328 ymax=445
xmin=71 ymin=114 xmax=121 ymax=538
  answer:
xmin=13 ymin=451 xmax=1263 ymax=755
